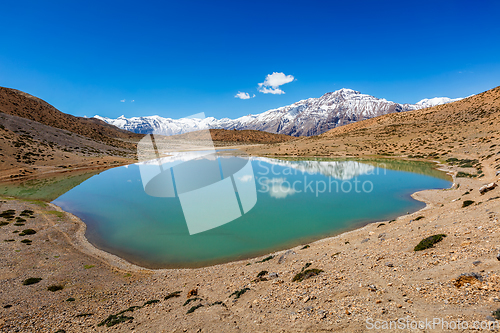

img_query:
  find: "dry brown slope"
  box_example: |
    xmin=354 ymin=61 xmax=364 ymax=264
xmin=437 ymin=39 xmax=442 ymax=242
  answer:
xmin=0 ymin=87 xmax=143 ymax=149
xmin=244 ymin=86 xmax=500 ymax=173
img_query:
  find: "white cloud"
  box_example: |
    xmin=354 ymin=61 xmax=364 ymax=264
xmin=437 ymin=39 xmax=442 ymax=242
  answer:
xmin=261 ymin=178 xmax=296 ymax=199
xmin=258 ymin=86 xmax=285 ymax=95
xmin=131 ymin=100 xmax=135 ymax=103
xmin=258 ymin=72 xmax=295 ymax=94
xmin=269 ymin=183 xmax=296 ymax=199
xmin=120 ymin=99 xmax=126 ymax=102
xmin=235 ymin=91 xmax=254 ymax=99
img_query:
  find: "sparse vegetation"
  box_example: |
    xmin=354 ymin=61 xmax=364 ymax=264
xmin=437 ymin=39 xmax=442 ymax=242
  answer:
xmin=292 ymin=268 xmax=324 ymax=282
xmin=414 ymin=234 xmax=447 ymax=251
xmin=230 ymin=288 xmax=250 ymax=299
xmin=165 ymin=291 xmax=181 ymax=300
xmin=47 ymin=285 xmax=64 ymax=292
xmin=256 ymin=255 xmax=274 ymax=263
xmin=183 ymin=298 xmax=202 ymax=306
xmin=186 ymin=304 xmax=203 ymax=314
xmin=462 ymin=200 xmax=475 ymax=208
xmin=23 ymin=277 xmax=42 ymax=285
xmin=19 ymin=229 xmax=36 ymax=236
xmin=98 ymin=314 xmax=133 ymax=327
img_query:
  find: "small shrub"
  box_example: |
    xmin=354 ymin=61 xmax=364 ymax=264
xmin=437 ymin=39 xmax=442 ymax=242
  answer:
xmin=229 ymin=288 xmax=250 ymax=299
xmin=47 ymin=285 xmax=64 ymax=292
xmin=75 ymin=313 xmax=93 ymax=318
xmin=66 ymin=298 xmax=75 ymax=302
xmin=257 ymin=270 xmax=268 ymax=278
xmin=186 ymin=304 xmax=203 ymax=314
xmin=20 ymin=229 xmax=36 ymax=235
xmin=165 ymin=291 xmax=181 ymax=300
xmin=183 ymin=298 xmax=202 ymax=306
xmin=301 ymin=245 xmax=310 ymax=249
xmin=83 ymin=265 xmax=94 ymax=269
xmin=23 ymin=277 xmax=42 ymax=285
xmin=98 ymin=314 xmax=133 ymax=327
xmin=414 ymin=216 xmax=424 ymax=221
xmin=414 ymin=234 xmax=447 ymax=251
xmin=462 ymin=200 xmax=475 ymax=208
xmin=292 ymin=269 xmax=324 ymax=282
xmin=0 ymin=222 xmax=9 ymax=226
xmin=143 ymin=299 xmax=159 ymax=306
xmin=256 ymin=255 xmax=273 ymax=263
xmin=492 ymin=309 xmax=500 ymax=320
xmin=20 ymin=239 xmax=32 ymax=244
xmin=456 ymin=171 xmax=475 ymax=178
xmin=117 ymin=306 xmax=141 ymax=314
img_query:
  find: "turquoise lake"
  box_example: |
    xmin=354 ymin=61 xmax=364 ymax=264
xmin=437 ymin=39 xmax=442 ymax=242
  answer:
xmin=52 ymin=157 xmax=451 ymax=268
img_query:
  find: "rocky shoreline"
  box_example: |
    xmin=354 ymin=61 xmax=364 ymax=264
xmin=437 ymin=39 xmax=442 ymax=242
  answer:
xmin=0 ymin=158 xmax=499 ymax=332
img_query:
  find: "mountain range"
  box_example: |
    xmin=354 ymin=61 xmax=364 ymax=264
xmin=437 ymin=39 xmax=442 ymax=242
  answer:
xmin=95 ymin=89 xmax=462 ymax=137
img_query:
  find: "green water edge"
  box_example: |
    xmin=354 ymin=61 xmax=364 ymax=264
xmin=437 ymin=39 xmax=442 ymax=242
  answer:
xmin=0 ymin=170 xmax=102 ymax=202
xmin=0 ymin=157 xmax=452 ymax=269
xmin=261 ymin=155 xmax=453 ymax=182
xmin=0 ymin=157 xmax=452 ymax=202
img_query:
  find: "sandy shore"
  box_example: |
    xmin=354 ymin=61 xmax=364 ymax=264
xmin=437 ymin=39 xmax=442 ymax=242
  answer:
xmin=0 ymin=158 xmax=500 ymax=332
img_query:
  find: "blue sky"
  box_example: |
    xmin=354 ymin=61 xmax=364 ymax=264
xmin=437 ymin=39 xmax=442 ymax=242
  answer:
xmin=1 ymin=0 xmax=499 ymax=119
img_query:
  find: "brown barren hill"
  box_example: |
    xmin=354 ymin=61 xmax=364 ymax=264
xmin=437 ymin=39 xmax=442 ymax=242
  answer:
xmin=0 ymin=87 xmax=142 ymax=149
xmin=0 ymin=87 xmax=145 ymax=180
xmin=244 ymin=85 xmax=500 ymax=172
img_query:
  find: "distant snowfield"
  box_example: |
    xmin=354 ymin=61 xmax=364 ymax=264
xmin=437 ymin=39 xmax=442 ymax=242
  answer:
xmin=95 ymin=89 xmax=464 ymax=137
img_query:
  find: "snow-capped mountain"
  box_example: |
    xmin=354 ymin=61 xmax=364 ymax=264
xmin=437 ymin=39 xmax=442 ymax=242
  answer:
xmin=94 ymin=89 xmax=462 ymax=137
xmin=414 ymin=97 xmax=462 ymax=108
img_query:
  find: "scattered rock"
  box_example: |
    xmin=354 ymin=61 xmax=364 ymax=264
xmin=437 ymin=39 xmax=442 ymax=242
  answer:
xmin=268 ymin=272 xmax=278 ymax=279
xmin=454 ymin=272 xmax=483 ymax=288
xmin=187 ymin=288 xmax=198 ymax=298
xmin=367 ymin=285 xmax=377 ymax=292
xmin=472 ymin=260 xmax=481 ymax=266
xmin=361 ymin=238 xmax=370 ymax=244
xmin=385 ymin=263 xmax=394 ymax=268
xmin=278 ymin=250 xmax=295 ymax=264
xmin=479 ymin=182 xmax=497 ymax=195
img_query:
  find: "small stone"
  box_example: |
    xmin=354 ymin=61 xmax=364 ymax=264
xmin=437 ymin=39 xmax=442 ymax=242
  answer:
xmin=268 ymin=272 xmax=278 ymax=279
xmin=361 ymin=238 xmax=370 ymax=244
xmin=385 ymin=263 xmax=394 ymax=268
xmin=487 ymin=315 xmax=496 ymax=321
xmin=187 ymin=288 xmax=198 ymax=298
xmin=375 ymin=300 xmax=382 ymax=304
xmin=473 ymin=260 xmax=481 ymax=266
xmin=396 ymin=304 xmax=402 ymax=308
xmin=367 ymin=285 xmax=377 ymax=292
xmin=497 ymin=253 xmax=500 ymax=261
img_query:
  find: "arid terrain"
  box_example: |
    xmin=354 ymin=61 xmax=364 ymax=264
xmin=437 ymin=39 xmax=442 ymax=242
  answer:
xmin=0 ymin=86 xmax=500 ymax=332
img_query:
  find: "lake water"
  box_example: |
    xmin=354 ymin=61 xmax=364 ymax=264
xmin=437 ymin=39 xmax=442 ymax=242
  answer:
xmin=52 ymin=157 xmax=451 ymax=268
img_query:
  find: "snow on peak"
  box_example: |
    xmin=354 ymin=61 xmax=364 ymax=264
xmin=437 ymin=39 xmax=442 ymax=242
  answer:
xmin=415 ymin=97 xmax=462 ymax=108
xmin=94 ymin=89 xmax=465 ymax=137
